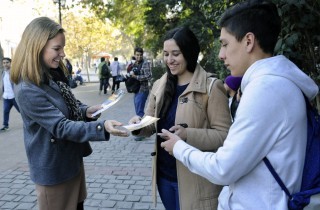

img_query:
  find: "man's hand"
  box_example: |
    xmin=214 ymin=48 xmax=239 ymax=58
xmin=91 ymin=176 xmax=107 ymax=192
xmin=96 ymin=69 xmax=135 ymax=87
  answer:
xmin=158 ymin=129 xmax=182 ymax=155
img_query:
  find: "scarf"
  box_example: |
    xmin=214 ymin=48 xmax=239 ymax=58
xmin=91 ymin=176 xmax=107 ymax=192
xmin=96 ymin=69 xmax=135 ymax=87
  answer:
xmin=56 ymin=81 xmax=83 ymax=121
xmin=50 ymin=67 xmax=83 ymax=121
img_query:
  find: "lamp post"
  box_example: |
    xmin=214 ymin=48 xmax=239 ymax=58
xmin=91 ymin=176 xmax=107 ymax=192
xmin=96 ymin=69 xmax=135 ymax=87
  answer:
xmin=53 ymin=0 xmax=66 ymax=26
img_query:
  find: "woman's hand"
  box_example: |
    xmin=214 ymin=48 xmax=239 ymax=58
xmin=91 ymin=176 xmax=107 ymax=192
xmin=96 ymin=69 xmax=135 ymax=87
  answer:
xmin=128 ymin=115 xmax=142 ymax=124
xmin=169 ymin=124 xmax=187 ymax=140
xmin=158 ymin=129 xmax=182 ymax=155
xmin=104 ymin=120 xmax=129 ymax=137
xmin=86 ymin=105 xmax=103 ymax=119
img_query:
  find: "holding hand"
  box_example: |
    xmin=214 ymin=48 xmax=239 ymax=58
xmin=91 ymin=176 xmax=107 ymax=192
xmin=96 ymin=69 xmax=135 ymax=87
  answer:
xmin=86 ymin=105 xmax=103 ymax=119
xmin=104 ymin=120 xmax=129 ymax=137
xmin=128 ymin=115 xmax=142 ymax=124
xmin=158 ymin=129 xmax=182 ymax=155
xmin=169 ymin=124 xmax=187 ymax=140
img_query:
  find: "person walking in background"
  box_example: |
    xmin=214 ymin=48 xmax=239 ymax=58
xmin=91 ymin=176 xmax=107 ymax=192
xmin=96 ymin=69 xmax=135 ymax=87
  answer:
xmin=129 ymin=26 xmax=231 ymax=210
xmin=224 ymin=75 xmax=242 ymax=121
xmin=10 ymin=17 xmax=129 ymax=210
xmin=98 ymin=57 xmax=111 ymax=95
xmin=110 ymin=57 xmax=121 ymax=94
xmin=130 ymin=47 xmax=152 ymax=141
xmin=1 ymin=57 xmax=20 ymax=131
xmin=160 ymin=1 xmax=319 ymax=209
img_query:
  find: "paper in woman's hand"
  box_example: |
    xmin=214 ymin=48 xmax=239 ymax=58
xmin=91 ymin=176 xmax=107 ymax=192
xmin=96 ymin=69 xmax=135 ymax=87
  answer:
xmin=91 ymin=89 xmax=125 ymax=117
xmin=123 ymin=116 xmax=160 ymax=131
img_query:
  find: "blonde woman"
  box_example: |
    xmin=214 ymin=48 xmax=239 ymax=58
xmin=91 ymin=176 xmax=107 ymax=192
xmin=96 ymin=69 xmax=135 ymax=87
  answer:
xmin=11 ymin=17 xmax=128 ymax=210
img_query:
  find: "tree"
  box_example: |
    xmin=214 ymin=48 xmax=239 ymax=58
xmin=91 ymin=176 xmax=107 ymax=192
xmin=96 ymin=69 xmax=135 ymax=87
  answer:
xmin=78 ymin=0 xmax=319 ymax=96
xmin=144 ymin=0 xmax=232 ymax=74
xmin=273 ymin=0 xmax=320 ymax=108
xmin=77 ymin=0 xmax=148 ymax=58
xmin=64 ymin=12 xmax=110 ymax=63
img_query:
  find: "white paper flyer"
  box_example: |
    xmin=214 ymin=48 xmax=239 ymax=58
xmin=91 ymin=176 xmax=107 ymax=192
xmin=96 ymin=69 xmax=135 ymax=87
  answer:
xmin=91 ymin=89 xmax=125 ymax=117
xmin=123 ymin=116 xmax=160 ymax=131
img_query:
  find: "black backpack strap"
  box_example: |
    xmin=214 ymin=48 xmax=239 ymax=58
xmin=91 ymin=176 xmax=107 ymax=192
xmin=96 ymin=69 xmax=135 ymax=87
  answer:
xmin=263 ymin=157 xmax=292 ymax=199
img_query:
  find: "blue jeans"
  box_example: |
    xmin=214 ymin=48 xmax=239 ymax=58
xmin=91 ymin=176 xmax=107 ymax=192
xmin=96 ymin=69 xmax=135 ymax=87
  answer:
xmin=74 ymin=75 xmax=83 ymax=85
xmin=134 ymin=91 xmax=149 ymax=117
xmin=157 ymin=177 xmax=180 ymax=210
xmin=3 ymin=98 xmax=20 ymax=127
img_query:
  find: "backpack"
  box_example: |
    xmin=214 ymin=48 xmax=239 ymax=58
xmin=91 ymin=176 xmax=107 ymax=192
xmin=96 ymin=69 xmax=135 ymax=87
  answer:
xmin=101 ymin=63 xmax=110 ymax=77
xmin=264 ymin=95 xmax=320 ymax=210
xmin=125 ymin=76 xmax=140 ymax=93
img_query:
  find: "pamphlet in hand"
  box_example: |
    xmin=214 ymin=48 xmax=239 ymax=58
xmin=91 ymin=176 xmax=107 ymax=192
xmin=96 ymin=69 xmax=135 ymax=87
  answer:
xmin=123 ymin=116 xmax=160 ymax=131
xmin=91 ymin=89 xmax=125 ymax=117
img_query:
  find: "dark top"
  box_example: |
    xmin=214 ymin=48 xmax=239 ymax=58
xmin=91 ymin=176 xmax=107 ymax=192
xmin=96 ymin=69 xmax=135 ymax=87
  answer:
xmin=157 ymin=83 xmax=188 ymax=182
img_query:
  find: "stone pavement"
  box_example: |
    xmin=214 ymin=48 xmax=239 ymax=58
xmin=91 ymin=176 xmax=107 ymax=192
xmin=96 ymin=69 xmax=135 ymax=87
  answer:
xmin=0 ymin=82 xmax=165 ymax=210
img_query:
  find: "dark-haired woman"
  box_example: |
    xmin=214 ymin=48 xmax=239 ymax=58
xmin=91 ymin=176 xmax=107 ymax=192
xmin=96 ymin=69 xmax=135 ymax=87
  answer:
xmin=129 ymin=26 xmax=231 ymax=210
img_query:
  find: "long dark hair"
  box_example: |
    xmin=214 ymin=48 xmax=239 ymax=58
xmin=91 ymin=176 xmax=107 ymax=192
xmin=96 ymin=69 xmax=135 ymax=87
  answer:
xmin=160 ymin=26 xmax=200 ymax=119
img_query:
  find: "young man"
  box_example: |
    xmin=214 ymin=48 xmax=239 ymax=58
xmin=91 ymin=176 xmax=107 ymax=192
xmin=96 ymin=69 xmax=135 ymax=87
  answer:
xmin=159 ymin=1 xmax=319 ymax=209
xmin=1 ymin=57 xmax=20 ymax=131
xmin=110 ymin=57 xmax=121 ymax=93
xmin=97 ymin=57 xmax=111 ymax=95
xmin=130 ymin=47 xmax=152 ymax=141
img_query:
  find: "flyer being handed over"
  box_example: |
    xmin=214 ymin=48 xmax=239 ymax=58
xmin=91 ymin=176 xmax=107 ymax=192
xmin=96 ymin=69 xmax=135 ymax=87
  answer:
xmin=123 ymin=116 xmax=160 ymax=131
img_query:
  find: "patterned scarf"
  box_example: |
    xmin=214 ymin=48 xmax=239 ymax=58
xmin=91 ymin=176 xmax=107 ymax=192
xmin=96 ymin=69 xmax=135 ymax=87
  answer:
xmin=56 ymin=81 xmax=83 ymax=121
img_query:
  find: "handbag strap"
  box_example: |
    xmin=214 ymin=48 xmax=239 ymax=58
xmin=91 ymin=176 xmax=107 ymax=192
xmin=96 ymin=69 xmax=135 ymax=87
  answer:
xmin=263 ymin=157 xmax=292 ymax=199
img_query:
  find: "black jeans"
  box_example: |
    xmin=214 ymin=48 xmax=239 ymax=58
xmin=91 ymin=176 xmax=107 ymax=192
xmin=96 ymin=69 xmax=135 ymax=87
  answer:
xmin=112 ymin=76 xmax=120 ymax=92
xmin=99 ymin=78 xmax=109 ymax=94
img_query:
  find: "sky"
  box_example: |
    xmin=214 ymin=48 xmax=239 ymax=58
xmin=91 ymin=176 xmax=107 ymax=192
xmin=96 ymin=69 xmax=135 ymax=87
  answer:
xmin=0 ymin=0 xmax=69 ymax=56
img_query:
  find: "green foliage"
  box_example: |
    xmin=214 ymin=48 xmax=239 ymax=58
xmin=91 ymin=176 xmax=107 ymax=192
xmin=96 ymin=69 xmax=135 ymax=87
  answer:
xmin=78 ymin=0 xmax=147 ymax=52
xmin=79 ymin=0 xmax=320 ymax=88
xmin=143 ymin=0 xmax=237 ymax=79
xmin=274 ymin=0 xmax=320 ymax=85
xmin=150 ymin=65 xmax=166 ymax=85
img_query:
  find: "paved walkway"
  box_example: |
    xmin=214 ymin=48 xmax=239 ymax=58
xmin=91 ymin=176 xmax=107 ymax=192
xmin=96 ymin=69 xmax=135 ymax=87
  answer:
xmin=0 ymin=82 xmax=165 ymax=210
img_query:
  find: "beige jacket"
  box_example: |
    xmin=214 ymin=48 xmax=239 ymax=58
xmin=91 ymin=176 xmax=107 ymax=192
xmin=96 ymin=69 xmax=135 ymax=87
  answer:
xmin=137 ymin=64 xmax=231 ymax=210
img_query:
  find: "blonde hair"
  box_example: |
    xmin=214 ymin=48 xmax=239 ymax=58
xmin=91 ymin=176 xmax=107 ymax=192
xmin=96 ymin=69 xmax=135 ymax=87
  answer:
xmin=11 ymin=17 xmax=65 ymax=86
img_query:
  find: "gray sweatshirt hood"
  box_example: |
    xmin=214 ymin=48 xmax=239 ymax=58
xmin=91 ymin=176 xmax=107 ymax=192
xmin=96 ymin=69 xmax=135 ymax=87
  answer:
xmin=241 ymin=55 xmax=318 ymax=101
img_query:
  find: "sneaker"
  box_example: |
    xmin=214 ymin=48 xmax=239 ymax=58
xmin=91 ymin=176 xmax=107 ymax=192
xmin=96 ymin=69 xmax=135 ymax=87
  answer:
xmin=0 ymin=126 xmax=9 ymax=131
xmin=134 ymin=137 xmax=145 ymax=141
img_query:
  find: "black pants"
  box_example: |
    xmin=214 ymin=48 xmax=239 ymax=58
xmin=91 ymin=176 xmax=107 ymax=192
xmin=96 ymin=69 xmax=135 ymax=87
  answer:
xmin=100 ymin=78 xmax=109 ymax=94
xmin=77 ymin=201 xmax=84 ymax=210
xmin=112 ymin=76 xmax=120 ymax=92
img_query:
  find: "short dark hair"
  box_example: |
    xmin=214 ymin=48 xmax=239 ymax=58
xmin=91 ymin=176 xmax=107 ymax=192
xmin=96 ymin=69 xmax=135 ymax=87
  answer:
xmin=134 ymin=47 xmax=143 ymax=54
xmin=218 ymin=0 xmax=281 ymax=54
xmin=163 ymin=26 xmax=200 ymax=73
xmin=100 ymin=57 xmax=105 ymax=62
xmin=2 ymin=57 xmax=12 ymax=62
xmin=114 ymin=57 xmax=118 ymax=61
